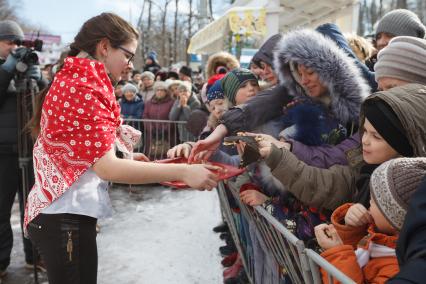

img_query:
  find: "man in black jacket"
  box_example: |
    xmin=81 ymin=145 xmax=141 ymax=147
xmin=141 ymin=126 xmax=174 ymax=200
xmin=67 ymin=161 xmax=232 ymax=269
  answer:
xmin=0 ymin=19 xmax=43 ymax=277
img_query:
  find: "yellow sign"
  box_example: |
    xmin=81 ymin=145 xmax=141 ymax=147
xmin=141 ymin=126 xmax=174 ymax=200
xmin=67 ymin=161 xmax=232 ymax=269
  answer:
xmin=228 ymin=8 xmax=266 ymax=36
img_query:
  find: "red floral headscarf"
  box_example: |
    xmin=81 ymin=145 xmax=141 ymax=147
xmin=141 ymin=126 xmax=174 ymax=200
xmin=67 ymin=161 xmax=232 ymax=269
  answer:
xmin=25 ymin=56 xmax=140 ymax=228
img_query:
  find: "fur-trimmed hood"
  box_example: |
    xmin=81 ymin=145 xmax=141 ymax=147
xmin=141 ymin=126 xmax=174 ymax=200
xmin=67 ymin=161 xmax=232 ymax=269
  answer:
xmin=274 ymin=29 xmax=371 ymax=126
xmin=206 ymin=52 xmax=240 ymax=79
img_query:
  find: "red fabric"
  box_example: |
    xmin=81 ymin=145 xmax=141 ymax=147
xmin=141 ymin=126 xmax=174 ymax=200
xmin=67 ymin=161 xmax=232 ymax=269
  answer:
xmin=24 ymin=56 xmax=140 ymax=228
xmin=207 ymin=73 xmax=225 ymax=87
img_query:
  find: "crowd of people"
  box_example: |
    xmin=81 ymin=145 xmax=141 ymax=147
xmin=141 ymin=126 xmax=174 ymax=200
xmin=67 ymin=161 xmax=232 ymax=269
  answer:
xmin=165 ymin=8 xmax=426 ymax=284
xmin=0 ymin=6 xmax=426 ymax=284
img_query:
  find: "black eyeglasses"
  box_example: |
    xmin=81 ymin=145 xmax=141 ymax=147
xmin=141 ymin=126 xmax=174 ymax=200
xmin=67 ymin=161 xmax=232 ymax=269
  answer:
xmin=118 ymin=46 xmax=135 ymax=65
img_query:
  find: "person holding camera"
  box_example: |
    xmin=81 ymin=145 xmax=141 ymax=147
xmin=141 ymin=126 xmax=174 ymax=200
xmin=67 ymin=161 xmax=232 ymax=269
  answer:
xmin=0 ymin=20 xmax=45 ymax=277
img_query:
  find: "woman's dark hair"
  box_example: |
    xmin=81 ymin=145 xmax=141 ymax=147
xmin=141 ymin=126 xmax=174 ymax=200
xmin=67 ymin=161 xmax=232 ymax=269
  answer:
xmin=28 ymin=13 xmax=139 ymax=138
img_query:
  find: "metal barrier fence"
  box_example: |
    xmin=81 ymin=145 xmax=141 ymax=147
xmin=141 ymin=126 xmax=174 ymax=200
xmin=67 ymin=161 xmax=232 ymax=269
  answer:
xmin=123 ymin=118 xmax=195 ymax=160
xmin=120 ymin=119 xmax=355 ymax=283
xmin=217 ymin=180 xmax=355 ymax=284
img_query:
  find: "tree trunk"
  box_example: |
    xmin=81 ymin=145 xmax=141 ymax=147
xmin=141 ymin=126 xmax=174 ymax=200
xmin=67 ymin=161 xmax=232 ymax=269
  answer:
xmin=146 ymin=0 xmax=152 ymax=55
xmin=186 ymin=0 xmax=193 ymax=66
xmin=161 ymin=1 xmax=171 ymax=66
xmin=174 ymin=0 xmax=179 ymax=63
xmin=396 ymin=0 xmax=407 ymax=8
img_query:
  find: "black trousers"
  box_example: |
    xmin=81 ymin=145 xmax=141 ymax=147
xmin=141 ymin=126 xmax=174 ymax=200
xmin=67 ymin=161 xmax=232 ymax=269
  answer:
xmin=0 ymin=153 xmax=34 ymax=270
xmin=28 ymin=213 xmax=98 ymax=284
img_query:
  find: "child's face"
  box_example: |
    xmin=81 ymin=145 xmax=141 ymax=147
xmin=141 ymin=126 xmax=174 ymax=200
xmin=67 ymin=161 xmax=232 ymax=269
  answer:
xmin=362 ymin=118 xmax=399 ymax=164
xmin=369 ymin=198 xmax=397 ymax=235
xmin=209 ymin=99 xmax=227 ymax=120
xmin=235 ymin=80 xmax=259 ymax=105
xmin=124 ymin=91 xmax=136 ymax=101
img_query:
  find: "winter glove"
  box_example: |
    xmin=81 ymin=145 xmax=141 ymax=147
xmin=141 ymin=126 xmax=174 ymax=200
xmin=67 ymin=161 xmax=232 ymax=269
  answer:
xmin=25 ymin=64 xmax=42 ymax=81
xmin=1 ymin=47 xmax=28 ymax=73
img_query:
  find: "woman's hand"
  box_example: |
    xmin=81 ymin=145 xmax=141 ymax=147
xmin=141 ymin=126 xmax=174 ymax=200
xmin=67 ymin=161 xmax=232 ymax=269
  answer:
xmin=315 ymin=224 xmax=344 ymax=250
xmin=167 ymin=143 xmax=194 ymax=159
xmin=182 ymin=164 xmax=219 ymax=190
xmin=344 ymin=203 xmax=372 ymax=227
xmin=240 ymin=190 xmax=269 ymax=206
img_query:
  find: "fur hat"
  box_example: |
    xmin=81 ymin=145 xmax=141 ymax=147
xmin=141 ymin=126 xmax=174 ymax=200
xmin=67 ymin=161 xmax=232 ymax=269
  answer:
xmin=376 ymin=9 xmax=426 ymax=39
xmin=165 ymin=79 xmax=181 ymax=89
xmin=141 ymin=71 xmax=155 ymax=81
xmin=122 ymin=83 xmax=138 ymax=94
xmin=0 ymin=20 xmax=24 ymax=41
xmin=205 ymin=51 xmax=240 ymax=79
xmin=375 ymin=36 xmax=426 ymax=85
xmin=153 ymin=81 xmax=168 ymax=92
xmin=177 ymin=81 xmax=192 ymax=92
xmin=370 ymin=157 xmax=426 ymax=230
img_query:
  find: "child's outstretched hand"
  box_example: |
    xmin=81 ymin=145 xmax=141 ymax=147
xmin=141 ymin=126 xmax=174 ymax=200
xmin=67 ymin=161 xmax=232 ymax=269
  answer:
xmin=315 ymin=224 xmax=343 ymax=250
xmin=240 ymin=190 xmax=269 ymax=206
xmin=345 ymin=203 xmax=373 ymax=227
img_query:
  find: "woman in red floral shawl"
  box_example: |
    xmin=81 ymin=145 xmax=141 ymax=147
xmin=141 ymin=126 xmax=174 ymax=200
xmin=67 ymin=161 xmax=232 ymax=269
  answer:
xmin=25 ymin=13 xmax=218 ymax=284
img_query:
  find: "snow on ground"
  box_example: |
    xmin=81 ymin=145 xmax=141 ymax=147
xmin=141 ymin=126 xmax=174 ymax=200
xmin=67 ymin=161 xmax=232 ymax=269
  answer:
xmin=98 ymin=185 xmax=224 ymax=284
xmin=6 ymin=185 xmax=224 ymax=284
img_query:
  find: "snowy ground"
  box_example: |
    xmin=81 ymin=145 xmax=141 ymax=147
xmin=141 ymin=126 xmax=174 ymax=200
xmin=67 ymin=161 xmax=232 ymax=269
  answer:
xmin=4 ymin=185 xmax=225 ymax=284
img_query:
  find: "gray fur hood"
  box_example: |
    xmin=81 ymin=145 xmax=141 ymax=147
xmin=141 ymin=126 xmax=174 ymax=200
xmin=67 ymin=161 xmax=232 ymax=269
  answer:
xmin=274 ymin=29 xmax=371 ymax=126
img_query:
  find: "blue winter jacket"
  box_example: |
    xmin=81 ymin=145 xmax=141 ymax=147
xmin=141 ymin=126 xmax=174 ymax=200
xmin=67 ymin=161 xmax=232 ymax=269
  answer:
xmin=120 ymin=96 xmax=144 ymax=119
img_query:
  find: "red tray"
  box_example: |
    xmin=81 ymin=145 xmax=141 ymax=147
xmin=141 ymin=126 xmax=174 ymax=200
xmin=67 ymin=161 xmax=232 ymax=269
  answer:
xmin=155 ymin=157 xmax=245 ymax=189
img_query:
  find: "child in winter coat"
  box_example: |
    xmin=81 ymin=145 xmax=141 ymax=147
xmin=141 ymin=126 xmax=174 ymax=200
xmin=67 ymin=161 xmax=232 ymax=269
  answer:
xmin=167 ymin=68 xmax=260 ymax=165
xmin=315 ymin=157 xmax=426 ymax=284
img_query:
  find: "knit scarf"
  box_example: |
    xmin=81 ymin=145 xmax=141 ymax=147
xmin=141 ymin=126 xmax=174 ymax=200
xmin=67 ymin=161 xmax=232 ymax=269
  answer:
xmin=24 ymin=55 xmax=140 ymax=228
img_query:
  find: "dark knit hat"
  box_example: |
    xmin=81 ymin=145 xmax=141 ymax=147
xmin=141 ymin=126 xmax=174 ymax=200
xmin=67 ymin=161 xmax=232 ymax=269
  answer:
xmin=221 ymin=68 xmax=257 ymax=105
xmin=252 ymin=34 xmax=282 ymax=67
xmin=376 ymin=9 xmax=426 ymax=39
xmin=0 ymin=20 xmax=24 ymax=41
xmin=179 ymin=66 xmax=192 ymax=78
xmin=375 ymin=36 xmax=426 ymax=85
xmin=364 ymin=99 xmax=413 ymax=157
xmin=167 ymin=71 xmax=179 ymax=80
xmin=370 ymin=157 xmax=426 ymax=230
xmin=207 ymin=80 xmax=224 ymax=103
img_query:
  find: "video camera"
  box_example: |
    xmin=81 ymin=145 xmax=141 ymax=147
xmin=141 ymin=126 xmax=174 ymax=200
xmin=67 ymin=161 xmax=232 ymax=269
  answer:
xmin=13 ymin=38 xmax=43 ymax=72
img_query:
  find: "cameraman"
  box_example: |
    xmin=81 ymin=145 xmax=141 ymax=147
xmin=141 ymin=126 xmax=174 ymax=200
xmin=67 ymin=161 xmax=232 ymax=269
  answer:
xmin=0 ymin=20 xmax=45 ymax=277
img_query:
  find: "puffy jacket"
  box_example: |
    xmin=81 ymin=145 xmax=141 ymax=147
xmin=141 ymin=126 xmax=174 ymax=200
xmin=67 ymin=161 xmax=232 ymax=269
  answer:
xmin=120 ymin=95 xmax=144 ymax=119
xmin=321 ymin=203 xmax=398 ymax=284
